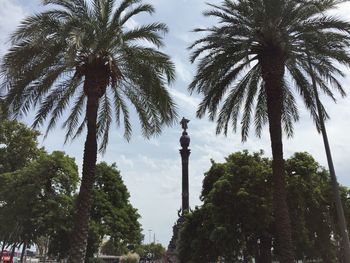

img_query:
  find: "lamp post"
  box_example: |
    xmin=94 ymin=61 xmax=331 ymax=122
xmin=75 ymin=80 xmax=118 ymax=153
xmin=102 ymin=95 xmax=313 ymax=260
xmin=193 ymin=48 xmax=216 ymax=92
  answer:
xmin=148 ymin=229 xmax=152 ymax=244
xmin=179 ymin=117 xmax=190 ymax=215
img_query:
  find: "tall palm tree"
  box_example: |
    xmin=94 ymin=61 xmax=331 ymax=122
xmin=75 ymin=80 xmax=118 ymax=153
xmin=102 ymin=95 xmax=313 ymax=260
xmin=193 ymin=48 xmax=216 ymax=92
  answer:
xmin=307 ymin=53 xmax=350 ymax=261
xmin=1 ymin=0 xmax=177 ymax=262
xmin=189 ymin=0 xmax=350 ymax=262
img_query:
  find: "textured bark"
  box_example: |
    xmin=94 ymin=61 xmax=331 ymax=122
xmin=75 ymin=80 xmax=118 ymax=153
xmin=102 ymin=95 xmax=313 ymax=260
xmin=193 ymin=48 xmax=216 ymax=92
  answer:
xmin=20 ymin=241 xmax=27 ymax=263
xmin=260 ymin=51 xmax=294 ymax=263
xmin=0 ymin=241 xmax=6 ymax=261
xmin=10 ymin=243 xmax=16 ymax=263
xmin=67 ymin=63 xmax=109 ymax=263
xmin=256 ymin=235 xmax=272 ymax=263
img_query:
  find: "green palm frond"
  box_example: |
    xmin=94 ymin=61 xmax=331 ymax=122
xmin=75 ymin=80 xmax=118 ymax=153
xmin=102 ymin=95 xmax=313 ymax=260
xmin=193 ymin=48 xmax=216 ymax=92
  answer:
xmin=111 ymin=85 xmax=132 ymax=141
xmin=190 ymin=0 xmax=350 ymax=140
xmin=123 ymin=23 xmax=168 ymax=47
xmin=119 ymin=3 xmax=154 ymax=26
xmin=97 ymin=93 xmax=113 ymax=152
xmin=1 ymin=0 xmax=176 ymax=152
xmin=62 ymin=89 xmax=86 ymax=143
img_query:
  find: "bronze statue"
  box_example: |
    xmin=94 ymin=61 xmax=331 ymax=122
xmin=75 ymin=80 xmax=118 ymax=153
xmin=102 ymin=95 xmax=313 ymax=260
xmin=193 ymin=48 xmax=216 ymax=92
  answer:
xmin=180 ymin=117 xmax=189 ymax=131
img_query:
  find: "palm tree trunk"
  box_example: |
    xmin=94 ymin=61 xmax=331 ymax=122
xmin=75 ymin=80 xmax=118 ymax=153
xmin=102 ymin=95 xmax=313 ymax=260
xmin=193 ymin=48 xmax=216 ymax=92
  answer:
xmin=256 ymin=235 xmax=272 ymax=263
xmin=20 ymin=241 xmax=26 ymax=263
xmin=67 ymin=90 xmax=99 ymax=263
xmin=261 ymin=53 xmax=294 ymax=263
xmin=0 ymin=241 xmax=6 ymax=261
xmin=10 ymin=243 xmax=16 ymax=263
xmin=308 ymin=58 xmax=350 ymax=262
xmin=43 ymin=236 xmax=49 ymax=263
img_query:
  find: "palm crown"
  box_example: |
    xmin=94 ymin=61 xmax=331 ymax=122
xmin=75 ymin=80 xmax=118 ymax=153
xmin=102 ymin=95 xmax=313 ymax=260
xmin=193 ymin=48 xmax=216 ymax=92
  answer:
xmin=190 ymin=0 xmax=350 ymax=140
xmin=1 ymin=0 xmax=177 ymax=151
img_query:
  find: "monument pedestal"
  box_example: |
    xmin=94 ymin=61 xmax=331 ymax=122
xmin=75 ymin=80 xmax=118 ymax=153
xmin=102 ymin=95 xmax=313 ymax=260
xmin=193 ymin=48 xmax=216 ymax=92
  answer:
xmin=166 ymin=216 xmax=185 ymax=263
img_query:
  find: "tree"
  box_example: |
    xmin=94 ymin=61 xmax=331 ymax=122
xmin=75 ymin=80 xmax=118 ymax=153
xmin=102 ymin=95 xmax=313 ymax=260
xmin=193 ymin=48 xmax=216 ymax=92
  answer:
xmin=285 ymin=152 xmax=338 ymax=262
xmin=178 ymin=151 xmax=273 ymax=263
xmin=0 ymin=121 xmax=78 ymax=261
xmin=0 ymin=120 xmax=42 ymax=260
xmin=0 ymin=120 xmax=41 ymax=174
xmin=188 ymin=1 xmax=350 ymax=261
xmin=178 ymin=151 xmax=348 ymax=263
xmin=307 ymin=54 xmax=350 ymax=260
xmin=0 ymin=151 xmax=79 ymax=260
xmin=1 ymin=1 xmax=177 ymax=262
xmin=85 ymin=162 xmax=142 ymax=261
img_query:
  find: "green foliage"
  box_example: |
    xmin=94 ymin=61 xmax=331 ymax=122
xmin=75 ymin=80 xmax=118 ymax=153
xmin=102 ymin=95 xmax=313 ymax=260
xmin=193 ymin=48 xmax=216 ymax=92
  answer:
xmin=134 ymin=243 xmax=166 ymax=260
xmin=0 ymin=120 xmax=42 ymax=173
xmin=0 ymin=98 xmax=7 ymax=120
xmin=101 ymin=239 xmax=127 ymax=256
xmin=189 ymin=0 xmax=350 ymax=139
xmin=51 ymin=162 xmax=142 ymax=261
xmin=0 ymin=150 xmax=79 ymax=249
xmin=285 ymin=153 xmax=338 ymax=262
xmin=1 ymin=0 xmax=177 ymax=152
xmin=0 ymin=120 xmax=78 ymax=257
xmin=87 ymin=258 xmax=106 ymax=263
xmin=178 ymin=151 xmax=345 ymax=263
xmin=85 ymin=162 xmax=142 ymax=260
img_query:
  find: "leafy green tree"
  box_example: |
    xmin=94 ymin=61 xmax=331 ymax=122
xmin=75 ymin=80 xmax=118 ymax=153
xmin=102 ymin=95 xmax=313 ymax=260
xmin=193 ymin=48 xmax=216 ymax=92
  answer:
xmin=0 ymin=120 xmax=41 ymax=173
xmin=0 ymin=151 xmax=79 ymax=258
xmin=85 ymin=162 xmax=142 ymax=261
xmin=178 ymin=151 xmax=347 ymax=263
xmin=178 ymin=151 xmax=273 ymax=263
xmin=285 ymin=152 xmax=338 ymax=262
xmin=0 ymin=120 xmax=42 ymax=253
xmin=188 ymin=1 xmax=350 ymax=261
xmin=177 ymin=206 xmax=218 ymax=263
xmin=1 ymin=0 xmax=176 ymax=262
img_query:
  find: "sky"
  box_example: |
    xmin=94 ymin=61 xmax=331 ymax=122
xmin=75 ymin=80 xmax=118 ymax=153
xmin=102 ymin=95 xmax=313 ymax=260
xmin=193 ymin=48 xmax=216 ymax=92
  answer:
xmin=2 ymin=0 xmax=350 ymax=247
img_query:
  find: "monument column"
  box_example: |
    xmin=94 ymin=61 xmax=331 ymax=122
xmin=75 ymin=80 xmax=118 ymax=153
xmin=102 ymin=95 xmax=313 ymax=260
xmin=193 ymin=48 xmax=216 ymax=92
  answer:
xmin=179 ymin=117 xmax=190 ymax=214
xmin=166 ymin=117 xmax=191 ymax=262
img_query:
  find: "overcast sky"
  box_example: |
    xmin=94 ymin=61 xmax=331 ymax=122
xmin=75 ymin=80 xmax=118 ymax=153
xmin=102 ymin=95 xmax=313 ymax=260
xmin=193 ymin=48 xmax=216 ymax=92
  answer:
xmin=2 ymin=0 xmax=350 ymax=247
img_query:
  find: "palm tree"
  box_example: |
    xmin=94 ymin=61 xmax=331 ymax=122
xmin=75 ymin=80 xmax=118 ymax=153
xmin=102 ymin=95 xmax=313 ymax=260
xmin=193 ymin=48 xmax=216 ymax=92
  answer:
xmin=307 ymin=53 xmax=350 ymax=261
xmin=1 ymin=0 xmax=177 ymax=262
xmin=189 ymin=0 xmax=350 ymax=262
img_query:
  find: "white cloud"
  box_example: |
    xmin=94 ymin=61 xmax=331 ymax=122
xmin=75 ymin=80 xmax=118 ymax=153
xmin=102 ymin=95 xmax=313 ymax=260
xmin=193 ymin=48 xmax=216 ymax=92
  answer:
xmin=170 ymin=89 xmax=200 ymax=110
xmin=0 ymin=0 xmax=26 ymax=55
xmin=173 ymin=56 xmax=193 ymax=83
xmin=119 ymin=154 xmax=134 ymax=167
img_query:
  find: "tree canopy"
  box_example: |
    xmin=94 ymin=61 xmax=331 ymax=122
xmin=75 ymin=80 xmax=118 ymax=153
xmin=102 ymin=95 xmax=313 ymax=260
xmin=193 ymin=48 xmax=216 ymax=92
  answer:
xmin=85 ymin=162 xmax=142 ymax=261
xmin=0 ymin=151 xmax=79 ymax=256
xmin=178 ymin=151 xmax=349 ymax=263
xmin=0 ymin=120 xmax=41 ymax=173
